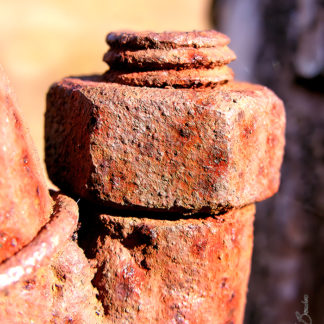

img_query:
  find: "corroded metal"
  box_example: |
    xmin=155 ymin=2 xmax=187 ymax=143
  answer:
xmin=91 ymin=204 xmax=255 ymax=324
xmin=103 ymin=30 xmax=236 ymax=87
xmin=0 ymin=193 xmax=77 ymax=290
xmin=43 ymin=30 xmax=286 ymax=324
xmin=0 ymin=65 xmax=53 ymax=263
xmin=0 ymin=193 xmax=104 ymax=324
xmin=45 ymin=77 xmax=285 ymax=214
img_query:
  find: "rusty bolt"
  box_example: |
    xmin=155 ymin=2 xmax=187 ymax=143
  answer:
xmin=45 ymin=30 xmax=285 ymax=214
xmin=103 ymin=30 xmax=236 ymax=88
xmin=43 ymin=29 xmax=286 ymax=324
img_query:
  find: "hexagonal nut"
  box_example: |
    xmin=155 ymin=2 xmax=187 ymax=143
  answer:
xmin=45 ymin=76 xmax=285 ymax=214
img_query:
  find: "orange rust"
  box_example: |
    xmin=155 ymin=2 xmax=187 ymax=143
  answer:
xmin=103 ymin=30 xmax=236 ymax=88
xmin=0 ymin=65 xmax=53 ymax=263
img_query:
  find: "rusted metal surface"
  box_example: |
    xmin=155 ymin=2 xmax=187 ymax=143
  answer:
xmin=43 ymin=29 xmax=286 ymax=324
xmin=0 ymin=193 xmax=77 ymax=289
xmin=90 ymin=204 xmax=255 ymax=324
xmin=103 ymin=66 xmax=234 ymax=88
xmin=0 ymin=65 xmax=53 ymax=263
xmin=0 ymin=193 xmax=104 ymax=324
xmin=45 ymin=77 xmax=285 ymax=214
xmin=104 ymin=46 xmax=236 ymax=70
xmin=106 ymin=30 xmax=231 ymax=50
xmin=0 ymin=239 xmax=105 ymax=324
xmin=104 ymin=30 xmax=236 ymax=88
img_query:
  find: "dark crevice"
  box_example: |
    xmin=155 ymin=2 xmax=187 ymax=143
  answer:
xmin=91 ymin=263 xmax=110 ymax=316
xmin=66 ymin=192 xmax=233 ymax=221
xmin=120 ymin=227 xmax=153 ymax=250
xmin=71 ymin=186 xmax=241 ymax=320
xmin=76 ymin=200 xmax=107 ymax=260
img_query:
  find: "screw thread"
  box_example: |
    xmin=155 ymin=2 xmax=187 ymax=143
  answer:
xmin=103 ymin=30 xmax=236 ymax=88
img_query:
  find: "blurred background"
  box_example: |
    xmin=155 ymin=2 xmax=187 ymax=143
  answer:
xmin=0 ymin=0 xmax=210 ymax=175
xmin=0 ymin=0 xmax=323 ymax=323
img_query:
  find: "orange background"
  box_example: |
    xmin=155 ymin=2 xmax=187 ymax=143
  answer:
xmin=0 ymin=0 xmax=211 ymax=184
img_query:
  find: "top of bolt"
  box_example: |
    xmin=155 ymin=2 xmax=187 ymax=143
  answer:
xmin=103 ymin=30 xmax=236 ymax=88
xmin=106 ymin=30 xmax=230 ymax=50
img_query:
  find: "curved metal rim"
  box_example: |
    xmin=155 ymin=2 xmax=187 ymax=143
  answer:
xmin=0 ymin=193 xmax=78 ymax=290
